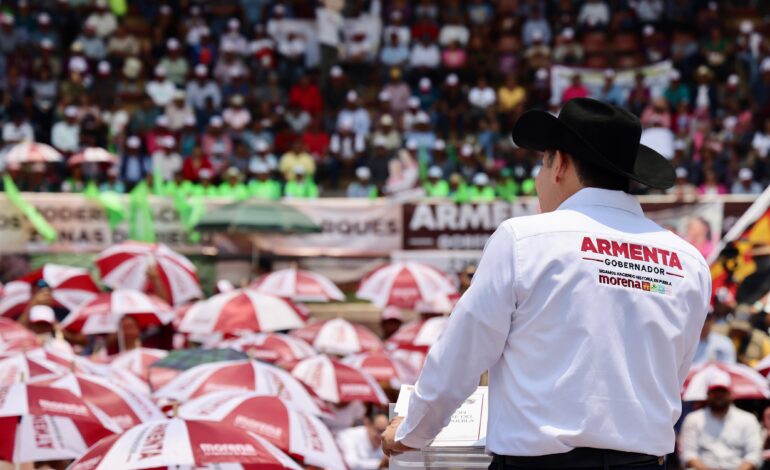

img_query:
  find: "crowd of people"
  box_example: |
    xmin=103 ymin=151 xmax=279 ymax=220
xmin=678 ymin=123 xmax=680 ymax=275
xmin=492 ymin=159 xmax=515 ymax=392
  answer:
xmin=0 ymin=0 xmax=768 ymax=201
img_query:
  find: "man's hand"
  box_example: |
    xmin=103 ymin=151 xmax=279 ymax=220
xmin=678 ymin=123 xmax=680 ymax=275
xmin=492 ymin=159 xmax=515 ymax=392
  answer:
xmin=381 ymin=416 xmax=417 ymax=457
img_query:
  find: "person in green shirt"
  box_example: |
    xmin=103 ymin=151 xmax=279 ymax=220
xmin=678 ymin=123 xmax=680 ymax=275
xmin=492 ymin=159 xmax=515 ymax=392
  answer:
xmin=284 ymin=165 xmax=319 ymax=199
xmin=520 ymin=166 xmax=539 ymax=196
xmin=191 ymin=169 xmax=220 ymax=197
xmin=218 ymin=167 xmax=249 ymax=200
xmin=423 ymin=166 xmax=449 ymax=197
xmin=163 ymin=171 xmax=194 ymax=197
xmin=248 ymin=161 xmax=282 ymax=200
xmin=448 ymin=172 xmax=469 ymax=203
xmin=468 ymin=173 xmax=496 ymax=202
xmin=495 ymin=168 xmax=518 ymax=202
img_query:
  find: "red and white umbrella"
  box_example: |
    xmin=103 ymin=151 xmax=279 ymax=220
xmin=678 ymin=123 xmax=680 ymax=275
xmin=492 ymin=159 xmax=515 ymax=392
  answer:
xmin=0 ymin=353 xmax=66 ymax=386
xmin=35 ymin=372 xmax=165 ymax=431
xmin=179 ymin=391 xmax=345 ymax=470
xmin=220 ymin=333 xmax=316 ymax=366
xmin=290 ymin=318 xmax=383 ymax=356
xmin=60 ymin=289 xmax=173 ymax=335
xmin=682 ymin=362 xmax=770 ymax=401
xmin=0 ymin=265 xmax=100 ymax=318
xmin=0 ymin=318 xmax=38 ymax=353
xmin=0 ymin=281 xmax=33 ymax=318
xmin=4 ymin=141 xmax=63 ymax=165
xmin=178 ymin=289 xmax=306 ymax=335
xmin=153 ymin=360 xmax=324 ymax=415
xmin=386 ymin=316 xmax=448 ymax=352
xmin=342 ymin=351 xmax=419 ymax=389
xmin=110 ymin=347 xmax=169 ymax=383
xmin=68 ymin=147 xmax=118 ymax=166
xmin=356 ymin=261 xmax=457 ymax=308
xmin=0 ymin=383 xmax=120 ymax=462
xmin=95 ymin=242 xmax=203 ymax=306
xmin=390 ymin=348 xmax=428 ymax=373
xmin=68 ymin=419 xmax=302 ymax=470
xmin=251 ymin=268 xmax=345 ymax=302
xmin=291 ymin=355 xmax=388 ymax=405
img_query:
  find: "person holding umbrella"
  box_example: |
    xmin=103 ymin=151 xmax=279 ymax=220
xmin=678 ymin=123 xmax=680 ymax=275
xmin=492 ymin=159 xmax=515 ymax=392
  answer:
xmin=382 ymin=98 xmax=711 ymax=469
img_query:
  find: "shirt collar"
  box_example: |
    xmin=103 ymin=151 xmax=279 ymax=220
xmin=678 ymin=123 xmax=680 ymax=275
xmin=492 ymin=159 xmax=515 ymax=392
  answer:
xmin=556 ymin=188 xmax=643 ymax=216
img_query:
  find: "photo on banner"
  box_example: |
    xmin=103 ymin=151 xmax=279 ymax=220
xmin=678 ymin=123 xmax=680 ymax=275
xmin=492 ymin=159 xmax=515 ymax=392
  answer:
xmin=646 ymin=202 xmax=724 ymax=262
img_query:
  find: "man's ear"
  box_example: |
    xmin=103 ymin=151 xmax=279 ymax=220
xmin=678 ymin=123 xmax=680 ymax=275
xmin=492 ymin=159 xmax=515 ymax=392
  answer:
xmin=552 ymin=150 xmax=569 ymax=183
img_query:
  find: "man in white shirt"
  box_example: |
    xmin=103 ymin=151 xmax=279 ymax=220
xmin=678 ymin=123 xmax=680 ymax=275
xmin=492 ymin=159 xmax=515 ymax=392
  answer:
xmin=382 ymin=98 xmax=711 ymax=468
xmin=337 ymin=412 xmax=388 ymax=470
xmin=186 ymin=64 xmax=222 ymax=111
xmin=679 ymin=373 xmax=762 ymax=470
xmin=51 ymin=106 xmax=80 ymax=153
xmin=409 ymin=35 xmax=441 ymax=70
xmin=146 ymin=65 xmax=177 ymax=107
xmin=85 ymin=0 xmax=117 ymax=38
xmin=151 ymin=136 xmax=182 ymax=183
xmin=2 ymin=110 xmax=34 ymax=145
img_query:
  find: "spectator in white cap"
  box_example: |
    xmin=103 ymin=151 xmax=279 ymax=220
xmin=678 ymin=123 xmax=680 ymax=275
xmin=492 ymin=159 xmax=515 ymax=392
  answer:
xmin=107 ymin=24 xmax=141 ymax=60
xmin=248 ymin=160 xmax=280 ymax=200
xmin=51 ymin=106 xmax=80 ymax=153
xmin=405 ymin=111 xmax=436 ymax=153
xmin=469 ymin=75 xmax=497 ymax=113
xmin=667 ymin=167 xmax=698 ymax=200
xmin=249 ymin=139 xmax=278 ymax=173
xmin=145 ymin=114 xmax=174 ymax=155
xmin=680 ymin=372 xmax=762 ymax=470
xmin=423 ymin=165 xmax=449 ymax=197
xmin=223 ymin=95 xmax=252 ymax=133
xmin=100 ymin=166 xmax=125 ymax=193
xmin=186 ymin=64 xmax=222 ymax=111
xmin=328 ymin=116 xmax=366 ymax=187
xmin=76 ymin=22 xmax=107 ymax=61
xmin=372 ymin=114 xmax=401 ymax=151
xmin=214 ymin=42 xmax=250 ymax=85
xmin=120 ymin=136 xmax=151 ymax=190
xmin=552 ymin=27 xmax=584 ymax=65
xmin=152 ymin=136 xmax=183 ymax=184
xmin=469 ymin=172 xmax=495 ymax=202
xmin=402 ymin=96 xmax=422 ymax=132
xmin=220 ymin=18 xmax=248 ymax=55
xmin=383 ymin=11 xmax=410 ymax=50
xmin=522 ymin=7 xmax=551 ymax=46
xmin=577 ymin=0 xmax=610 ymax=28
xmin=347 ymin=166 xmax=377 ymax=199
xmin=192 ymin=167 xmax=219 ymax=197
xmin=159 ymin=38 xmax=189 ymax=86
xmin=596 ymin=69 xmax=624 ymax=107
xmin=751 ymin=119 xmax=770 ymax=160
xmin=438 ymin=73 xmax=467 ymax=137
xmin=280 ymin=140 xmax=315 ymax=182
xmin=276 ymin=30 xmax=307 ymax=86
xmin=438 ymin=13 xmax=470 ymax=47
xmin=201 ymin=116 xmax=233 ymax=161
xmin=165 ymin=90 xmax=195 ymax=131
xmin=145 ymin=65 xmax=177 ymax=107
xmin=284 ymin=163 xmax=319 ymax=199
xmin=85 ymin=0 xmax=117 ymax=38
xmin=731 ymin=168 xmax=762 ymax=195
xmin=432 ymin=139 xmax=456 ymax=176
xmin=380 ymin=306 xmax=403 ymax=340
xmin=336 ymin=90 xmax=371 ymax=138
xmin=284 ymin=101 xmax=311 ymax=134
xmin=31 ymin=12 xmax=60 ymax=51
xmin=27 ymin=305 xmax=57 ymax=339
xmin=409 ymin=33 xmax=441 ymax=72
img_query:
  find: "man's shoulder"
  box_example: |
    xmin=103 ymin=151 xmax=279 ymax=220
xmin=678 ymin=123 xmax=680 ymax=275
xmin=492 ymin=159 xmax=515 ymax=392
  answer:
xmin=729 ymin=406 xmax=760 ymax=425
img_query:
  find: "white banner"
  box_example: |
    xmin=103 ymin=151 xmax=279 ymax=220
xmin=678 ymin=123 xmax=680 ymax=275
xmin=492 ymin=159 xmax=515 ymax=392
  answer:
xmin=550 ymin=61 xmax=673 ymax=106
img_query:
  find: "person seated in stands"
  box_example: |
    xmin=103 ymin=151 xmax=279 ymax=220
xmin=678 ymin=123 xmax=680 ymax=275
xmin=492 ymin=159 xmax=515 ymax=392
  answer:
xmin=347 ymin=166 xmax=378 ymax=199
xmin=284 ymin=165 xmax=318 ymax=199
xmin=423 ymin=165 xmax=449 ymax=197
xmin=468 ymin=172 xmax=495 ymax=202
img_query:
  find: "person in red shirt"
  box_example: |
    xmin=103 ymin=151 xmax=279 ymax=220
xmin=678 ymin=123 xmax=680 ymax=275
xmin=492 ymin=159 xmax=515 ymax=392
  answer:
xmin=289 ymin=74 xmax=324 ymax=116
xmin=302 ymin=117 xmax=330 ymax=161
xmin=182 ymin=147 xmax=214 ymax=182
xmin=561 ymin=74 xmax=589 ymax=104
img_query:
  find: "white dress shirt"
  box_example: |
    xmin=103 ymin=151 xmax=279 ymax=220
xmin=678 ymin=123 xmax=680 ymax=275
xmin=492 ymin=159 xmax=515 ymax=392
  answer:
xmin=336 ymin=426 xmax=384 ymax=470
xmin=679 ymin=405 xmax=762 ymax=469
xmin=396 ymin=188 xmax=711 ymax=457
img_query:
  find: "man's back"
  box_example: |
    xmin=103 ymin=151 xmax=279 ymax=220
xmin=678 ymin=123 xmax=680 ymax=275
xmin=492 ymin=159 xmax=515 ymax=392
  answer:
xmin=490 ymin=188 xmax=711 ymax=456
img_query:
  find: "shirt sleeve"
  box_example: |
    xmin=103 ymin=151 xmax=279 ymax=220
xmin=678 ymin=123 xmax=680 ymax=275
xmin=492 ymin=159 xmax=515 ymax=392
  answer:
xmin=395 ymin=224 xmax=517 ymax=448
xmin=742 ymin=415 xmax=763 ymax=467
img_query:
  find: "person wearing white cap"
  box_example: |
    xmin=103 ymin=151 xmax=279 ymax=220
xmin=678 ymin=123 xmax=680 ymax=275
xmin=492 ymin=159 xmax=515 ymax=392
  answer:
xmin=336 ymin=90 xmax=371 ymax=138
xmin=680 ymin=372 xmax=762 ymax=470
xmin=751 ymin=119 xmax=770 ymax=160
xmin=276 ymin=29 xmax=307 ymax=86
xmin=218 ymin=167 xmax=249 ymax=200
xmin=401 ymin=97 xmax=422 ymax=132
xmin=151 ymin=136 xmax=183 ymax=185
xmin=223 ymin=95 xmax=253 ymax=132
xmin=164 ymin=90 xmax=195 ymax=131
xmin=438 ymin=13 xmax=470 ymax=47
xmin=27 ymin=305 xmax=57 ymax=338
xmin=731 ymin=168 xmax=762 ymax=195
xmin=372 ymin=114 xmax=401 ymax=151
xmin=552 ymin=27 xmax=585 ymax=65
xmin=220 ymin=17 xmax=248 ymax=56
xmin=409 ymin=33 xmax=441 ymax=71
xmin=120 ymin=136 xmax=151 ymax=190
xmin=145 ymin=65 xmax=177 ymax=107
xmin=186 ymin=64 xmax=222 ymax=111
xmin=468 ymin=172 xmax=495 ymax=202
xmin=248 ymin=160 xmax=281 ymax=200
xmin=577 ymin=0 xmax=610 ymax=27
xmin=423 ymin=165 xmax=449 ymax=197
xmin=75 ymin=20 xmax=107 ymax=60
xmin=347 ymin=166 xmax=378 ymax=199
xmin=284 ymin=164 xmax=319 ymax=199
xmin=522 ymin=7 xmax=551 ymax=46
xmin=329 ymin=117 xmax=366 ymax=187
xmin=667 ymin=167 xmax=698 ymax=200
xmin=85 ymin=0 xmax=117 ymax=38
xmin=159 ymin=38 xmax=190 ymax=86
xmin=468 ymin=75 xmax=497 ymax=111
xmin=191 ymin=168 xmax=220 ymax=198
xmin=51 ymin=106 xmax=80 ymax=153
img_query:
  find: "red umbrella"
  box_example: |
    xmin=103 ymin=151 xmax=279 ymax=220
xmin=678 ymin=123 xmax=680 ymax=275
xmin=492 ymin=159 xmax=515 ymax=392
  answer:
xmin=386 ymin=316 xmax=448 ymax=352
xmin=356 ymin=261 xmax=457 ymax=308
xmin=68 ymin=147 xmax=118 ymax=166
xmin=4 ymin=141 xmax=62 ymax=165
xmin=291 ymin=355 xmax=388 ymax=405
xmin=0 ymin=353 xmax=66 ymax=386
xmin=220 ymin=333 xmax=317 ymax=365
xmin=68 ymin=419 xmax=302 ymax=470
xmin=342 ymin=351 xmax=419 ymax=388
xmin=0 ymin=265 xmax=100 ymax=318
xmin=95 ymin=242 xmax=202 ymax=306
xmin=179 ymin=391 xmax=345 ymax=470
xmin=0 ymin=281 xmax=31 ymax=318
xmin=178 ymin=289 xmax=306 ymax=335
xmin=0 ymin=318 xmax=38 ymax=353
xmin=153 ymin=360 xmax=325 ymax=415
xmin=60 ymin=289 xmax=173 ymax=335
xmin=290 ymin=318 xmax=383 ymax=355
xmin=682 ymin=362 xmax=770 ymax=401
xmin=251 ymin=268 xmax=345 ymax=302
xmin=0 ymin=383 xmax=120 ymax=462
xmin=109 ymin=347 xmax=169 ymax=383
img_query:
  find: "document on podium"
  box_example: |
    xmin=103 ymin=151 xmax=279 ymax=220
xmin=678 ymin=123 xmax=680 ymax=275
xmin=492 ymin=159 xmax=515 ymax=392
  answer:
xmin=393 ymin=384 xmax=488 ymax=448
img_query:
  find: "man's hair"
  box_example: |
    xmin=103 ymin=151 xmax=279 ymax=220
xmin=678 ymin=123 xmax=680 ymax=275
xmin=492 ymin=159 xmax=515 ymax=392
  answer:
xmin=544 ymin=149 xmax=629 ymax=192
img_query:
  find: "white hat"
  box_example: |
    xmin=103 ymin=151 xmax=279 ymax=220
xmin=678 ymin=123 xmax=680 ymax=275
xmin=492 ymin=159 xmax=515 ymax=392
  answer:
xmin=408 ymin=96 xmax=420 ymax=109
xmin=97 ymin=61 xmax=111 ymax=75
xmin=339 ymin=116 xmax=354 ymax=130
xmin=535 ymin=68 xmax=548 ymax=80
xmin=406 ymin=139 xmax=418 ymax=151
xmin=427 ymin=166 xmax=442 ymax=178
xmin=155 ymin=115 xmax=170 ymax=127
xmin=40 ymin=38 xmax=54 ymax=50
xmin=531 ymin=30 xmax=543 ymax=42
xmin=184 ymin=115 xmax=197 ymax=127
xmin=461 ymin=143 xmax=474 ymax=157
xmin=419 ymin=77 xmax=432 ymax=90
xmin=293 ymin=165 xmax=306 ymax=175
xmin=643 ymin=25 xmax=655 ymax=36
xmin=378 ymin=90 xmax=391 ymax=102
xmin=199 ymin=168 xmax=213 ymax=179
xmin=38 ymin=12 xmax=51 ymax=25
xmin=126 ymin=136 xmax=141 ymax=149
xmin=70 ymin=56 xmax=88 ymax=73
xmin=561 ymin=27 xmax=574 ymax=40
xmin=330 ymin=65 xmax=343 ymax=78
xmin=356 ymin=166 xmax=371 ymax=180
xmin=154 ymin=65 xmax=167 ymax=77
xmin=473 ymin=173 xmax=489 ymax=186
xmin=166 ymin=38 xmax=180 ymax=50
xmin=603 ymin=69 xmax=615 ymax=79
xmin=674 ymin=139 xmax=687 ymax=151
xmin=707 ymin=370 xmax=731 ymax=392
xmin=381 ymin=306 xmax=403 ymax=321
xmin=160 ymin=4 xmax=172 ymax=15
xmin=64 ymin=105 xmax=78 ymax=118
xmin=173 ymin=89 xmax=186 ymax=100
xmin=446 ymin=73 xmax=459 ymax=86
xmin=433 ymin=139 xmax=446 ymax=151
xmin=727 ymin=74 xmax=740 ymax=87
xmin=231 ymin=94 xmax=244 ymax=106
xmin=380 ymin=114 xmax=394 ymax=126
xmin=210 ymin=116 xmax=224 ymax=128
xmin=415 ymin=111 xmax=430 ymax=124
xmin=195 ymin=64 xmax=209 ymax=76
xmin=346 ymin=90 xmax=358 ymax=102
xmin=29 ymin=305 xmax=55 ymax=324
xmin=373 ymin=135 xmax=388 ymax=148
xmin=249 ymin=160 xmax=269 ymax=174
xmin=228 ymin=18 xmax=240 ymax=30
xmin=254 ymin=140 xmax=269 ymax=152
xmin=761 ymin=58 xmax=770 ymax=73
xmin=739 ymin=168 xmax=754 ymax=181
xmin=740 ymin=20 xmax=754 ymax=34
xmin=675 ymin=167 xmax=688 ymax=179
xmin=670 ymin=69 xmax=681 ymax=80
xmin=162 ymin=136 xmax=176 ymax=148
xmin=224 ymin=167 xmax=242 ymax=178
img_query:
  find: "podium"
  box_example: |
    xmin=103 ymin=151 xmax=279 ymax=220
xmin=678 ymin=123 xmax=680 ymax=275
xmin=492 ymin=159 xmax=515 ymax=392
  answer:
xmin=389 ymin=386 xmax=492 ymax=469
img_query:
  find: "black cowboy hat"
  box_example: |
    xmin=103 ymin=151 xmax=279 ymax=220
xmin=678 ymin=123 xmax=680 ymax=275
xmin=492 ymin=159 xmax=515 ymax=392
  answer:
xmin=511 ymin=98 xmax=675 ymax=189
